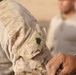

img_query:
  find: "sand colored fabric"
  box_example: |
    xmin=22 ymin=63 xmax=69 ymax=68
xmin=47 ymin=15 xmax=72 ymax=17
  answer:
xmin=0 ymin=0 xmax=51 ymax=75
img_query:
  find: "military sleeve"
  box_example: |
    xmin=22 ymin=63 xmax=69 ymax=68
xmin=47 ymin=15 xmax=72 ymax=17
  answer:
xmin=0 ymin=21 xmax=49 ymax=75
xmin=0 ymin=0 xmax=51 ymax=75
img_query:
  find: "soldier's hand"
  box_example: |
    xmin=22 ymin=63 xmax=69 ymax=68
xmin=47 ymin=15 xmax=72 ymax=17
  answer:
xmin=46 ymin=53 xmax=76 ymax=75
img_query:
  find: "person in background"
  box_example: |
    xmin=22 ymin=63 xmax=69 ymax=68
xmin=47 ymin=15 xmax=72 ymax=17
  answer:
xmin=46 ymin=0 xmax=76 ymax=75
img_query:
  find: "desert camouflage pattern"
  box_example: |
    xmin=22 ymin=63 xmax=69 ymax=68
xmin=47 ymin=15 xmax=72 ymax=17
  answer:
xmin=0 ymin=0 xmax=51 ymax=75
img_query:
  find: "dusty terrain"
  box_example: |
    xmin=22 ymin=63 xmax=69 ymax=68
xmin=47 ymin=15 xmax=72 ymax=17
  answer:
xmin=16 ymin=0 xmax=59 ymax=31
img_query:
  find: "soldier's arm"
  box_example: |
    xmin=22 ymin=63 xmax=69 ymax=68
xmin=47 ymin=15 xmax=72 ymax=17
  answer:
xmin=0 ymin=11 xmax=50 ymax=75
xmin=0 ymin=1 xmax=51 ymax=75
xmin=0 ymin=20 xmax=48 ymax=75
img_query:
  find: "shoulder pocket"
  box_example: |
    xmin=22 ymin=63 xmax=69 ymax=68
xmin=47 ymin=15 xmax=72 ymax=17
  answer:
xmin=25 ymin=31 xmax=45 ymax=59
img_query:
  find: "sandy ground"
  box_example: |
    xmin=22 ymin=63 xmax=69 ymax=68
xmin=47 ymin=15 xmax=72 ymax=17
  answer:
xmin=16 ymin=0 xmax=59 ymax=31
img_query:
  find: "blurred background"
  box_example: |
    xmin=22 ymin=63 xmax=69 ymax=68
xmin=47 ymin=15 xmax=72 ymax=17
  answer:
xmin=16 ymin=0 xmax=59 ymax=31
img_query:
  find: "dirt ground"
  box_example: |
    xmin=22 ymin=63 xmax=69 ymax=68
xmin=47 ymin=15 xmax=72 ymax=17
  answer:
xmin=16 ymin=0 xmax=59 ymax=31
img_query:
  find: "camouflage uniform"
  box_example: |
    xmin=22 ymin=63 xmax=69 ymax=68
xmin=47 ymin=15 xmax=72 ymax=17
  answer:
xmin=0 ymin=0 xmax=51 ymax=75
